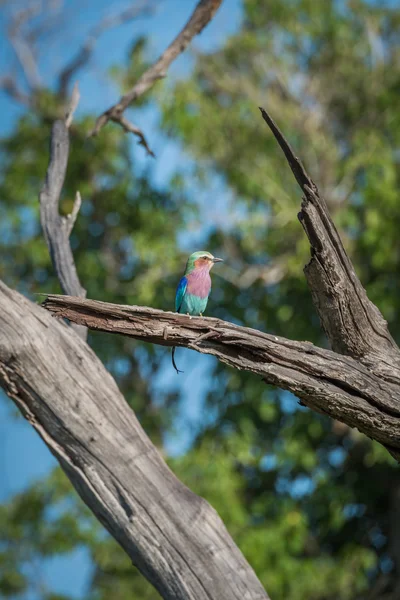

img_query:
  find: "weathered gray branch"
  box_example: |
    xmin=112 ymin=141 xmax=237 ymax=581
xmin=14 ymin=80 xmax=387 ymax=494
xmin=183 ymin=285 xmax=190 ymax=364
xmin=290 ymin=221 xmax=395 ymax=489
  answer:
xmin=42 ymin=294 xmax=400 ymax=460
xmin=89 ymin=0 xmax=224 ymax=144
xmin=39 ymin=114 xmax=87 ymax=339
xmin=0 ymin=281 xmax=269 ymax=600
xmin=114 ymin=114 xmax=155 ymax=157
xmin=65 ymin=81 xmax=80 ymax=128
xmin=38 ymin=108 xmax=400 ymax=465
xmin=259 ymin=107 xmax=400 ymax=377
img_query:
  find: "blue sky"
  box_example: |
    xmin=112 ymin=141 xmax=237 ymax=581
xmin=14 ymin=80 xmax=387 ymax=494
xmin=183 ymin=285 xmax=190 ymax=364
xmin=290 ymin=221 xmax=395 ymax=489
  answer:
xmin=0 ymin=1 xmax=242 ymax=597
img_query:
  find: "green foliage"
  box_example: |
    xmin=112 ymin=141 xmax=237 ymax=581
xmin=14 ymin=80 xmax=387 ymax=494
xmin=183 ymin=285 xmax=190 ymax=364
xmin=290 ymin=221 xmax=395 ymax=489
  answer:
xmin=0 ymin=469 xmax=94 ymax=597
xmin=0 ymin=105 xmax=191 ymax=438
xmin=109 ymin=36 xmax=153 ymax=103
xmin=160 ymin=0 xmax=400 ymax=597
xmin=1 ymin=1 xmax=400 ymax=599
xmin=0 ymin=79 xmax=189 ymax=598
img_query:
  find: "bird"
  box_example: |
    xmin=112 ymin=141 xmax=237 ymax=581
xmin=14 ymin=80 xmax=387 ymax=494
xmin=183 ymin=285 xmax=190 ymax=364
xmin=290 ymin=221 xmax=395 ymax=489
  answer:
xmin=172 ymin=251 xmax=223 ymax=374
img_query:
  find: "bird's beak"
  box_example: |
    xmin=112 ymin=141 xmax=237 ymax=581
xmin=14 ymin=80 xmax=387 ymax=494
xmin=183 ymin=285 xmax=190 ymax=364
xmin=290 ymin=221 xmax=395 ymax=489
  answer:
xmin=212 ymin=257 xmax=223 ymax=263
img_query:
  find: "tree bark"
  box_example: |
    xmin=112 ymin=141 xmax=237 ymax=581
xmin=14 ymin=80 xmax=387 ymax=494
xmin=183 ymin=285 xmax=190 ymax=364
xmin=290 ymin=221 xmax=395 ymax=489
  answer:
xmin=259 ymin=108 xmax=400 ymax=379
xmin=1 ymin=96 xmax=398 ymax=600
xmin=0 ymin=281 xmax=269 ymax=600
xmin=39 ymin=117 xmax=87 ymax=340
xmin=42 ymin=294 xmax=400 ymax=459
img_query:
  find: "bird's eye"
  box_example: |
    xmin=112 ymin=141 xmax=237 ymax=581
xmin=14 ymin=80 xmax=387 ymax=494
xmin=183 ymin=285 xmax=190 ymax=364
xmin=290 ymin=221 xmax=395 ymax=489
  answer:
xmin=202 ymin=256 xmax=208 ymax=260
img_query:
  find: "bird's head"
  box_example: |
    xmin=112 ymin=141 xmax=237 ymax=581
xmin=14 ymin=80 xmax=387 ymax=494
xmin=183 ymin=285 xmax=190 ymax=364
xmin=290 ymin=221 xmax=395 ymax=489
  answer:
xmin=185 ymin=251 xmax=223 ymax=274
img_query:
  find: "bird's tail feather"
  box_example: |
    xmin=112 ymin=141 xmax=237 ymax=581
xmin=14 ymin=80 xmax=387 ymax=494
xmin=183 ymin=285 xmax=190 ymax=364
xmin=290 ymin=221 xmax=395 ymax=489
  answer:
xmin=172 ymin=347 xmax=183 ymax=374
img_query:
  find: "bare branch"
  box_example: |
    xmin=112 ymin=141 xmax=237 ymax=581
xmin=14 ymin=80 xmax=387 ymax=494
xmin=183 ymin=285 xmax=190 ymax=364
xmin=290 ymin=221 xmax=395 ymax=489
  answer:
xmin=39 ymin=119 xmax=87 ymax=339
xmin=8 ymin=3 xmax=43 ymax=90
xmin=0 ymin=74 xmax=31 ymax=105
xmin=115 ymin=114 xmax=155 ymax=157
xmin=65 ymin=81 xmax=80 ymax=128
xmin=259 ymin=107 xmax=400 ymax=372
xmin=25 ymin=0 xmax=64 ymax=46
xmin=0 ymin=282 xmax=270 ymax=600
xmin=90 ymin=0 xmax=223 ymax=138
xmin=65 ymin=191 xmax=82 ymax=236
xmin=2 ymin=1 xmax=63 ymax=105
xmin=42 ymin=294 xmax=400 ymax=460
xmin=57 ymin=0 xmax=157 ymax=99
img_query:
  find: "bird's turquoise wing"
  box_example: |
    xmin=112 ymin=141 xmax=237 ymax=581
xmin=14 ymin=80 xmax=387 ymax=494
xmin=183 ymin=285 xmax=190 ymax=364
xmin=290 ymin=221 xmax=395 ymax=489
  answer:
xmin=175 ymin=276 xmax=188 ymax=312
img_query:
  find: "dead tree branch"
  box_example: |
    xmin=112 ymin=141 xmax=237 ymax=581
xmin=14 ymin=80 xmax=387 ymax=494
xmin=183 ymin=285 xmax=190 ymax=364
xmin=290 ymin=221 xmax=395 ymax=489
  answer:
xmin=0 ymin=74 xmax=31 ymax=105
xmin=64 ymin=81 xmax=80 ymax=127
xmin=40 ymin=107 xmax=400 ymax=463
xmin=39 ymin=92 xmax=87 ymax=339
xmin=89 ymin=0 xmax=223 ymax=145
xmin=8 ymin=3 xmax=43 ymax=90
xmin=42 ymin=294 xmax=400 ymax=459
xmin=115 ymin=114 xmax=155 ymax=157
xmin=2 ymin=1 xmax=62 ymax=105
xmin=259 ymin=107 xmax=400 ymax=378
xmin=0 ymin=281 xmax=269 ymax=600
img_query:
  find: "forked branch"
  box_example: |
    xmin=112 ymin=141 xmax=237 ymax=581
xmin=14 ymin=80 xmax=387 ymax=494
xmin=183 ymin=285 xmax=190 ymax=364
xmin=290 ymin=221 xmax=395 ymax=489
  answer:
xmin=39 ymin=88 xmax=87 ymax=338
xmin=41 ymin=106 xmax=400 ymax=462
xmin=89 ymin=0 xmax=224 ymax=147
xmin=259 ymin=107 xmax=400 ymax=374
xmin=0 ymin=282 xmax=269 ymax=600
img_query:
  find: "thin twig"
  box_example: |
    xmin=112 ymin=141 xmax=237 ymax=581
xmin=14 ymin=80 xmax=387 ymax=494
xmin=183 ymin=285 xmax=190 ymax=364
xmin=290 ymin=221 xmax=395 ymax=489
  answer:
xmin=8 ymin=3 xmax=43 ymax=90
xmin=114 ymin=114 xmax=155 ymax=157
xmin=65 ymin=81 xmax=80 ymax=128
xmin=0 ymin=74 xmax=31 ymax=105
xmin=65 ymin=191 xmax=82 ymax=236
xmin=259 ymin=107 xmax=315 ymax=193
xmin=89 ymin=0 xmax=223 ymax=138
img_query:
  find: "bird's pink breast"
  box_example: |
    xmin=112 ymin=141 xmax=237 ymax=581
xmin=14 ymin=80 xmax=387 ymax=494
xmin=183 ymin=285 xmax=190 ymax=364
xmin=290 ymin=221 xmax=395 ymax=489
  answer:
xmin=186 ymin=269 xmax=211 ymax=298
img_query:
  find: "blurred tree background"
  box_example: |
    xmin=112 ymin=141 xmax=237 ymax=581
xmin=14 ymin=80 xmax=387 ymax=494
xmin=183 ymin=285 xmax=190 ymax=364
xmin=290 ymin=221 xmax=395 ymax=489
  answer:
xmin=0 ymin=0 xmax=400 ymax=599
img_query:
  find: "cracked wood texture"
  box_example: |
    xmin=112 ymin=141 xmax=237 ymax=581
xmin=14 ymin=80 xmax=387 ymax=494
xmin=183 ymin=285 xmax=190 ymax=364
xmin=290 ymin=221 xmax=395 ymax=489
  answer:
xmin=259 ymin=107 xmax=400 ymax=379
xmin=2 ymin=100 xmax=400 ymax=599
xmin=0 ymin=281 xmax=269 ymax=600
xmin=43 ymin=294 xmax=400 ymax=460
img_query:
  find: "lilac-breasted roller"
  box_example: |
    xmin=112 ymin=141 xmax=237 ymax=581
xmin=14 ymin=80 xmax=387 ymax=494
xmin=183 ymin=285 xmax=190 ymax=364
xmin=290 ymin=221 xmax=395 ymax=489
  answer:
xmin=172 ymin=250 xmax=223 ymax=374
